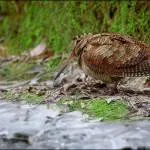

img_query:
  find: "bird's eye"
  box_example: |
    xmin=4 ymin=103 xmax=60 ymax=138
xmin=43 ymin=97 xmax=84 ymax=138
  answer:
xmin=76 ymin=39 xmax=80 ymax=44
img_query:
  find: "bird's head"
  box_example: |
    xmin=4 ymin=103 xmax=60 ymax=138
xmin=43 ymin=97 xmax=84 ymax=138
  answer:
xmin=54 ymin=33 xmax=91 ymax=80
xmin=71 ymin=35 xmax=87 ymax=57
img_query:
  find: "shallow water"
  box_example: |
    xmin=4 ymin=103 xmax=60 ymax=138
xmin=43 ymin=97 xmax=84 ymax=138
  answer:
xmin=0 ymin=100 xmax=149 ymax=149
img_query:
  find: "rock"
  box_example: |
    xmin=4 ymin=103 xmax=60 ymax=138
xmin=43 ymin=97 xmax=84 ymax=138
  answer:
xmin=118 ymin=77 xmax=150 ymax=94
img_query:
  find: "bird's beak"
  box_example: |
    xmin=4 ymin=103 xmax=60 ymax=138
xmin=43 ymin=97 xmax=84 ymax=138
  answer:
xmin=54 ymin=51 xmax=75 ymax=81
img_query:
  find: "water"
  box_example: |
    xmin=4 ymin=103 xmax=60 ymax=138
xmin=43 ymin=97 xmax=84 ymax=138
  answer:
xmin=0 ymin=101 xmax=150 ymax=149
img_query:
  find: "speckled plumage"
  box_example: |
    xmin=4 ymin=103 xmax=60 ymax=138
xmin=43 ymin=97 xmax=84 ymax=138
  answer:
xmin=55 ymin=33 xmax=150 ymax=85
xmin=73 ymin=33 xmax=150 ymax=83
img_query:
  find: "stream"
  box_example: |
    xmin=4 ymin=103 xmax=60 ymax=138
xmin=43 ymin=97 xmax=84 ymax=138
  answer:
xmin=0 ymin=100 xmax=150 ymax=149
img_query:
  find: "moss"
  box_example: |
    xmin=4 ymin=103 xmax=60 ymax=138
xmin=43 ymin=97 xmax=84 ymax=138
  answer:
xmin=59 ymin=99 xmax=129 ymax=121
xmin=3 ymin=91 xmax=44 ymax=104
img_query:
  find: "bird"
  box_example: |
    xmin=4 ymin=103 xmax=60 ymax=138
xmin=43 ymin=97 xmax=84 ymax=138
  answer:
xmin=54 ymin=33 xmax=150 ymax=93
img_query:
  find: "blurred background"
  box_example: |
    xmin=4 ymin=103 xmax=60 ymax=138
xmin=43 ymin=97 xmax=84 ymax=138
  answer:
xmin=0 ymin=0 xmax=150 ymax=56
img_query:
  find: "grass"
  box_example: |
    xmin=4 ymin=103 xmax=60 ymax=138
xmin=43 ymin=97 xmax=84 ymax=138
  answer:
xmin=45 ymin=56 xmax=62 ymax=73
xmin=37 ymin=55 xmax=65 ymax=81
xmin=0 ymin=1 xmax=149 ymax=56
xmin=0 ymin=62 xmax=34 ymax=81
xmin=0 ymin=54 xmax=64 ymax=81
xmin=59 ymin=99 xmax=129 ymax=121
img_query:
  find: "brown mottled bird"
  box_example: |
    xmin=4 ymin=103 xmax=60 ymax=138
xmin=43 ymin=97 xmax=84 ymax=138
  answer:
xmin=55 ymin=33 xmax=150 ymax=91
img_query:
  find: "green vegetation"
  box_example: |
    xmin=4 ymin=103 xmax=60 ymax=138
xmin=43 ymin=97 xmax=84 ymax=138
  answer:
xmin=59 ymin=99 xmax=129 ymax=121
xmin=3 ymin=91 xmax=44 ymax=104
xmin=0 ymin=63 xmax=34 ymax=81
xmin=0 ymin=1 xmax=149 ymax=55
xmin=45 ymin=56 xmax=62 ymax=73
xmin=0 ymin=56 xmax=63 ymax=81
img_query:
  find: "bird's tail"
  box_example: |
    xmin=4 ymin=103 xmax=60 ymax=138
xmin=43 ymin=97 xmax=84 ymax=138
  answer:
xmin=116 ymin=60 xmax=150 ymax=77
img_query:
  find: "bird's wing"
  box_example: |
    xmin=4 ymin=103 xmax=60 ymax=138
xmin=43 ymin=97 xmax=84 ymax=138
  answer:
xmin=83 ymin=33 xmax=150 ymax=77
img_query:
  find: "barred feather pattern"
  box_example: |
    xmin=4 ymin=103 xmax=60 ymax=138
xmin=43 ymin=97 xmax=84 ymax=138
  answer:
xmin=74 ymin=33 xmax=150 ymax=83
